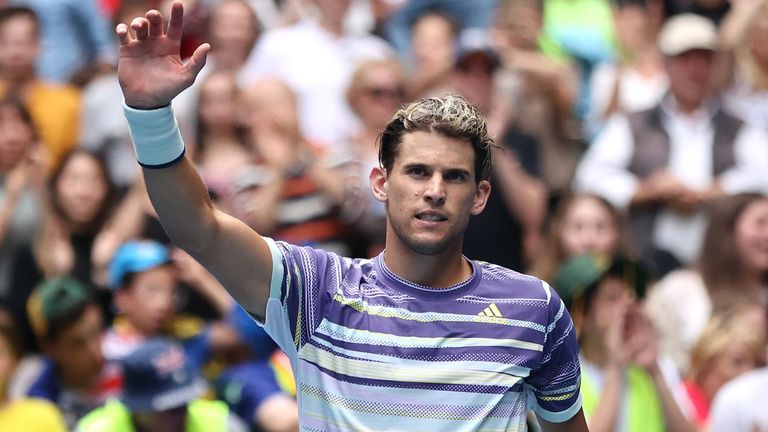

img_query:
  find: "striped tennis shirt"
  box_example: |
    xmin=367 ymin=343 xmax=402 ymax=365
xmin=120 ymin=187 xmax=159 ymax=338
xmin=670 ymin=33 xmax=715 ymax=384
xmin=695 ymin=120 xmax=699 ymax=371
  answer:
xmin=257 ymin=238 xmax=582 ymax=431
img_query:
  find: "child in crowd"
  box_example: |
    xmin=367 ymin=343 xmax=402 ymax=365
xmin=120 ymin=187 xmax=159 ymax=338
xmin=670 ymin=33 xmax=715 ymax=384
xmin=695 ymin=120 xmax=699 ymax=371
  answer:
xmin=554 ymin=254 xmax=694 ymax=432
xmin=531 ymin=193 xmax=627 ymax=283
xmin=15 ymin=277 xmax=121 ymax=429
xmin=0 ymin=309 xmax=66 ymax=431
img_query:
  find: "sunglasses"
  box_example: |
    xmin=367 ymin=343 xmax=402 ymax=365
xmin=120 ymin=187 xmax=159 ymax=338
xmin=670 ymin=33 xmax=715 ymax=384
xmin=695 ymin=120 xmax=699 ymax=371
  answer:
xmin=363 ymin=86 xmax=405 ymax=100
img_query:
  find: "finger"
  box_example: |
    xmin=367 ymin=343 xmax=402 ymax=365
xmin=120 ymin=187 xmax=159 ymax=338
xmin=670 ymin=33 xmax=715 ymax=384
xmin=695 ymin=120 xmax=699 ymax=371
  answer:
xmin=166 ymin=0 xmax=185 ymax=41
xmin=131 ymin=17 xmax=149 ymax=40
xmin=146 ymin=9 xmax=165 ymax=38
xmin=184 ymin=43 xmax=211 ymax=77
xmin=116 ymin=23 xmax=132 ymax=45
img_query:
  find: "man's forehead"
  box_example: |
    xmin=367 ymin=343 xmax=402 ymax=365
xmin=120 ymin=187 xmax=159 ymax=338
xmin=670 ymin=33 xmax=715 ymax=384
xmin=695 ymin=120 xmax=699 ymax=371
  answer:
xmin=397 ymin=130 xmax=474 ymax=158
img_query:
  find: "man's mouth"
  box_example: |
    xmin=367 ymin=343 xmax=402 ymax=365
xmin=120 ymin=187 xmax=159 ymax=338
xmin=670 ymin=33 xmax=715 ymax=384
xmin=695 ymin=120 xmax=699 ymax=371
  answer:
xmin=416 ymin=213 xmax=448 ymax=222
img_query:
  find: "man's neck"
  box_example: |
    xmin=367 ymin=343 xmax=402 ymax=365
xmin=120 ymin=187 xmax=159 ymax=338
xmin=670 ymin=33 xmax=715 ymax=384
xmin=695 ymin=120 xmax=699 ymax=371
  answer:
xmin=382 ymin=244 xmax=471 ymax=289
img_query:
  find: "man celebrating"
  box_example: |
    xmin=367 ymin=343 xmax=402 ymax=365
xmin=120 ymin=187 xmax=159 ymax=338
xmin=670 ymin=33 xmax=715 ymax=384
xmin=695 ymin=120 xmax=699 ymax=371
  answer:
xmin=115 ymin=3 xmax=587 ymax=431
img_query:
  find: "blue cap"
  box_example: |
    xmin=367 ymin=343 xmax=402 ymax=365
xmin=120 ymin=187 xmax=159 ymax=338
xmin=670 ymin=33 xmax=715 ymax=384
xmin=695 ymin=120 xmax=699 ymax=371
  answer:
xmin=108 ymin=241 xmax=171 ymax=289
xmin=121 ymin=337 xmax=207 ymax=413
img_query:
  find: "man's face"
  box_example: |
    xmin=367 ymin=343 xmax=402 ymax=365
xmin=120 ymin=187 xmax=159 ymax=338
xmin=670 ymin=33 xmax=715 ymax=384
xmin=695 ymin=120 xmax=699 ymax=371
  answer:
xmin=0 ymin=15 xmax=38 ymax=81
xmin=665 ymin=49 xmax=714 ymax=111
xmin=116 ymin=266 xmax=177 ymax=337
xmin=47 ymin=305 xmax=105 ymax=391
xmin=371 ymin=131 xmax=490 ymax=256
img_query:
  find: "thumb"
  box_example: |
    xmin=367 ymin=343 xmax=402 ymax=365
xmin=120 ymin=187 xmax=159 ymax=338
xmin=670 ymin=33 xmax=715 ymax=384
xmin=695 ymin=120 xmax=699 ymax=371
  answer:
xmin=184 ymin=42 xmax=210 ymax=81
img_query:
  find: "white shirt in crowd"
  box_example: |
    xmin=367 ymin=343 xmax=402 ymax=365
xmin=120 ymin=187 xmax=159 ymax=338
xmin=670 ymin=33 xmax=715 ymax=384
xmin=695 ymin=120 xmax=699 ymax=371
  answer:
xmin=709 ymin=368 xmax=768 ymax=432
xmin=237 ymin=19 xmax=392 ymax=147
xmin=574 ymin=98 xmax=768 ymax=263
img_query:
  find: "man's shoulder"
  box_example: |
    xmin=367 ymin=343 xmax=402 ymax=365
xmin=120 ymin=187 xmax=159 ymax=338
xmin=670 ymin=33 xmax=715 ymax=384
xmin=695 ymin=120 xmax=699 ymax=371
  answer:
xmin=473 ymin=260 xmax=552 ymax=301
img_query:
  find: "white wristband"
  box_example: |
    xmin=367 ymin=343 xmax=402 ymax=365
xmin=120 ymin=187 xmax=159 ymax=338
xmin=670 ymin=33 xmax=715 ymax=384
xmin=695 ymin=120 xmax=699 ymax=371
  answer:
xmin=123 ymin=102 xmax=185 ymax=168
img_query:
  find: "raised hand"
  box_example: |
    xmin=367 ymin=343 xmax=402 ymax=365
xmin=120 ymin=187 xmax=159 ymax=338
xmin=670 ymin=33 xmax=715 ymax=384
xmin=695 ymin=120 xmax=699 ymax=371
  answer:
xmin=116 ymin=1 xmax=210 ymax=109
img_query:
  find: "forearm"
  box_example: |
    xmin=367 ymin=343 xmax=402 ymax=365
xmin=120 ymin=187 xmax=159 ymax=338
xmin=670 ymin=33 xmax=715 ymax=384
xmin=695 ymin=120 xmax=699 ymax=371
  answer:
xmin=648 ymin=365 xmax=696 ymax=432
xmin=142 ymin=158 xmax=218 ymax=253
xmin=586 ymin=365 xmax=624 ymax=432
xmin=492 ymin=150 xmax=547 ymax=232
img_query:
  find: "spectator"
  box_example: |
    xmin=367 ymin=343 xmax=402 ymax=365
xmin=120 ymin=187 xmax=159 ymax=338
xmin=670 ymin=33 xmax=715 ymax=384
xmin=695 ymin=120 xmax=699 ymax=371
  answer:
xmin=406 ymin=10 xmax=458 ymax=99
xmin=104 ymin=240 xmax=237 ymax=370
xmin=0 ymin=97 xmax=44 ymax=335
xmin=0 ymin=311 xmax=67 ymax=431
xmin=234 ymin=78 xmax=361 ymax=256
xmin=192 ymin=71 xmax=252 ymax=210
xmin=345 ymin=58 xmax=408 ymax=255
xmin=15 ymin=0 xmax=117 ymax=85
xmin=0 ymin=6 xmax=80 ymax=171
xmin=238 ymin=0 xmax=392 ymax=147
xmin=34 ymin=149 xmax=117 ymax=294
xmin=173 ymin=0 xmax=261 ymax=132
xmin=540 ymin=0 xmax=616 ymax=119
xmin=682 ymin=311 xmax=766 ymax=429
xmin=587 ymin=0 xmax=668 ymax=137
xmin=439 ymin=31 xmax=548 ymax=271
xmin=645 ymin=193 xmax=768 ymax=373
xmin=553 ymin=254 xmax=695 ymax=432
xmin=531 ymin=193 xmax=627 ymax=283
xmin=383 ymin=0 xmax=497 ymax=64
xmin=76 ymin=337 xmax=247 ymax=431
xmin=78 ymin=0 xmax=154 ymax=190
xmin=719 ymin=0 xmax=768 ymax=131
xmin=13 ymin=277 xmax=121 ymax=429
xmin=491 ymin=0 xmax=583 ymax=202
xmin=575 ymin=13 xmax=768 ymax=267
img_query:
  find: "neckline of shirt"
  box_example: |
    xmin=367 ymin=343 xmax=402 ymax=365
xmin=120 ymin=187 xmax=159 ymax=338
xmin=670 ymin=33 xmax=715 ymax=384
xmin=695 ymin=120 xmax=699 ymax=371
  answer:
xmin=373 ymin=253 xmax=482 ymax=300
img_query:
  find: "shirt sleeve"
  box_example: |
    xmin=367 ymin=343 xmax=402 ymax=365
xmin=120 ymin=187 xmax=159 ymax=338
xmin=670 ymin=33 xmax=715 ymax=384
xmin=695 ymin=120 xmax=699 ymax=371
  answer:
xmin=718 ymin=124 xmax=768 ymax=195
xmin=258 ymin=238 xmax=345 ymax=358
xmin=526 ymin=282 xmax=583 ymax=423
xmin=574 ymin=115 xmax=639 ymax=209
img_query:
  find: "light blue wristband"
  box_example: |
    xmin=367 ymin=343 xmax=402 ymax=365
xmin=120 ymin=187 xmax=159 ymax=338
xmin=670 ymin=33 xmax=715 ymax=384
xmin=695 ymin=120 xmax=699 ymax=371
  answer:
xmin=122 ymin=102 xmax=185 ymax=168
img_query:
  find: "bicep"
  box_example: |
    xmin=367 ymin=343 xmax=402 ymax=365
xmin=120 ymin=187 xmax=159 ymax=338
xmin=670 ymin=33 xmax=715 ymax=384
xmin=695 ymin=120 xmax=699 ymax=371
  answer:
xmin=539 ymin=408 xmax=590 ymax=432
xmin=190 ymin=209 xmax=276 ymax=320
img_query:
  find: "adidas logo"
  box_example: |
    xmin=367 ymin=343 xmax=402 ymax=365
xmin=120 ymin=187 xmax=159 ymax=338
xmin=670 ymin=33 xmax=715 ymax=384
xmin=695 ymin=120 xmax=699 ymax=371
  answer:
xmin=478 ymin=303 xmax=503 ymax=318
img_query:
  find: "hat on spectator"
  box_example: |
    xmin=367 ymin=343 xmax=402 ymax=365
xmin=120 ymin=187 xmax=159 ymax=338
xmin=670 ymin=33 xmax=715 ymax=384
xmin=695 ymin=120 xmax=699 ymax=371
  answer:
xmin=553 ymin=254 xmax=651 ymax=310
xmin=658 ymin=13 xmax=718 ymax=56
xmin=108 ymin=240 xmax=171 ymax=289
xmin=456 ymin=28 xmax=500 ymax=70
xmin=27 ymin=276 xmax=91 ymax=339
xmin=121 ymin=337 xmax=207 ymax=413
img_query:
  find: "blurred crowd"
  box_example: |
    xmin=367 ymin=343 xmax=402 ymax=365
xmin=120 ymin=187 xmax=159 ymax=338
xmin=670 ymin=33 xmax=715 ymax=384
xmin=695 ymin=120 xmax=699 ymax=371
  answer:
xmin=0 ymin=0 xmax=767 ymax=430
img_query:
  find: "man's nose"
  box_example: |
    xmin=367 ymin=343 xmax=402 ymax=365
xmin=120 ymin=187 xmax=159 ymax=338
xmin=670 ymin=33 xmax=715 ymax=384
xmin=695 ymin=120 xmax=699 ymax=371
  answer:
xmin=424 ymin=175 xmax=446 ymax=205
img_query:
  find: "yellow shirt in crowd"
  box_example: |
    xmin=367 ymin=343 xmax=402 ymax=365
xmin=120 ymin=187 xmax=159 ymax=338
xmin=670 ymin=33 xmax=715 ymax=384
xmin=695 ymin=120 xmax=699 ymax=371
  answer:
xmin=0 ymin=398 xmax=67 ymax=432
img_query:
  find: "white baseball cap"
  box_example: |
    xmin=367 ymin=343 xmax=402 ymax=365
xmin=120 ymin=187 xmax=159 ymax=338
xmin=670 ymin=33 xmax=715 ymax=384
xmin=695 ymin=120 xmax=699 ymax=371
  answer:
xmin=658 ymin=13 xmax=718 ymax=56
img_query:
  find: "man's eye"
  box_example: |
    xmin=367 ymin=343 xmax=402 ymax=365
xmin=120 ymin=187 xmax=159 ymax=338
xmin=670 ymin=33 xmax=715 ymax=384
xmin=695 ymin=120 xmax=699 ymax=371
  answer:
xmin=446 ymin=172 xmax=466 ymax=182
xmin=408 ymin=168 xmax=426 ymax=176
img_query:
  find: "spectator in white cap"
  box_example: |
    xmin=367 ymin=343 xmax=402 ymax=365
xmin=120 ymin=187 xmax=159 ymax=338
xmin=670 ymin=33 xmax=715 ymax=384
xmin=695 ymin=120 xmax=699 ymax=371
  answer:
xmin=575 ymin=13 xmax=768 ymax=272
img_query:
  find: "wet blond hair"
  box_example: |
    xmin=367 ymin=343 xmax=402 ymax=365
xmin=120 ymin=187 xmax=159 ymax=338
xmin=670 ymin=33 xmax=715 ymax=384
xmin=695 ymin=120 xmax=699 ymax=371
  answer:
xmin=378 ymin=94 xmax=495 ymax=181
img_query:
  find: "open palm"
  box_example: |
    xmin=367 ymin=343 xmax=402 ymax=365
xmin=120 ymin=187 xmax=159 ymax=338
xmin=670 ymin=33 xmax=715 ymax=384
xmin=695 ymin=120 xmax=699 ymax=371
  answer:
xmin=116 ymin=1 xmax=209 ymax=109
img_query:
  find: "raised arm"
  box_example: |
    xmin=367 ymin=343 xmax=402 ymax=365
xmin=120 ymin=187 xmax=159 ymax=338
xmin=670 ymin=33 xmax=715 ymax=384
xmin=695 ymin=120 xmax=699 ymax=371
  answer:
xmin=116 ymin=2 xmax=273 ymax=320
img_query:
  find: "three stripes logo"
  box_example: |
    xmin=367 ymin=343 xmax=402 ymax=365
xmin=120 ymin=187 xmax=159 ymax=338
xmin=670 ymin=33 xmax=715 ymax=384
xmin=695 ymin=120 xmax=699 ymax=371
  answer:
xmin=478 ymin=303 xmax=503 ymax=318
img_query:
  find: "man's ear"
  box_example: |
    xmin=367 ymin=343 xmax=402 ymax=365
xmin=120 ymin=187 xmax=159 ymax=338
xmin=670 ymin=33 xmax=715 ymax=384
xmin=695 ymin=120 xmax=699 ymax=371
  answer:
xmin=370 ymin=166 xmax=388 ymax=203
xmin=470 ymin=179 xmax=491 ymax=215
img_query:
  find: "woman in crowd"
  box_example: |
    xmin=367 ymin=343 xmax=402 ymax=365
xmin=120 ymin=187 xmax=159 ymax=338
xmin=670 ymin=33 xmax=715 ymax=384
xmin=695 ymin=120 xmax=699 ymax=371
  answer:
xmin=646 ymin=193 xmax=768 ymax=374
xmin=531 ymin=192 xmax=627 ymax=283
xmin=35 ymin=149 xmax=117 ymax=287
xmin=719 ymin=0 xmax=768 ymax=130
xmin=682 ymin=311 xmax=766 ymax=429
xmin=193 ymin=70 xmax=253 ymax=211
